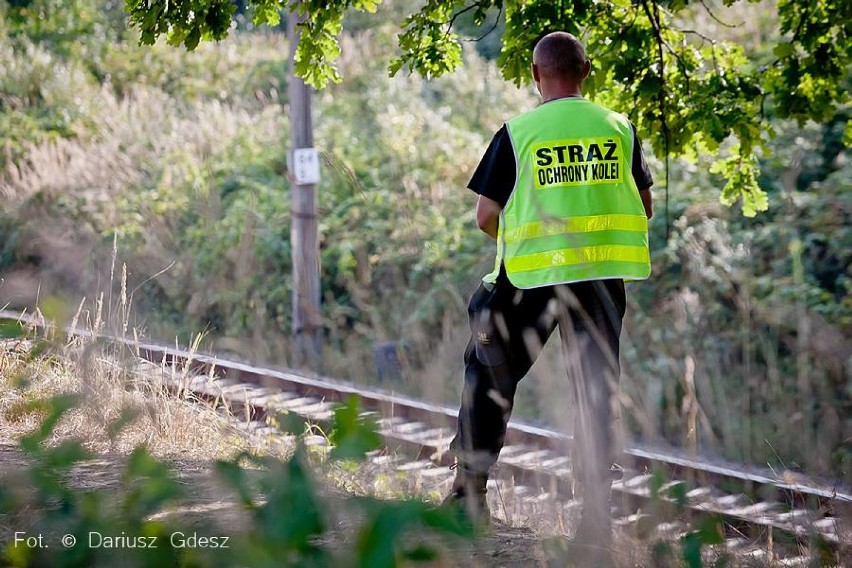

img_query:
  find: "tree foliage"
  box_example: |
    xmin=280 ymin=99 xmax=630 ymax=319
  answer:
xmin=123 ymin=0 xmax=850 ymax=216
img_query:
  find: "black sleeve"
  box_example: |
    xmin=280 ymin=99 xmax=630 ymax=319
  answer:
xmin=467 ymin=125 xmax=516 ymax=208
xmin=631 ymin=124 xmax=654 ymax=191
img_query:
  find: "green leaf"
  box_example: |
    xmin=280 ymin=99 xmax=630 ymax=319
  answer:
xmin=649 ymin=467 xmax=666 ymax=500
xmin=667 ymin=481 xmax=688 ymax=510
xmin=214 ymin=458 xmax=257 ymax=508
xmin=329 ymin=395 xmax=381 ymax=461
xmin=107 ymin=407 xmax=141 ymax=441
xmin=123 ymin=447 xmax=183 ymax=516
xmin=352 ymin=0 xmax=380 ymax=13
xmin=185 ymin=25 xmax=201 ymax=50
xmin=0 ymin=321 xmax=25 ymax=339
xmin=681 ymin=531 xmax=703 ymax=568
xmin=355 ymin=498 xmax=473 ymax=568
xmin=44 ymin=441 xmax=92 ymax=471
xmin=773 ymin=42 xmax=795 ymax=59
xmin=697 ymin=515 xmax=725 ymax=545
xmin=253 ymin=1 xmax=283 ymax=27
xmin=680 ymin=516 xmax=724 ymax=567
xmin=250 ymin=449 xmax=328 ymax=556
xmin=20 ymin=395 xmax=79 ymax=454
xmin=270 ymin=410 xmax=309 ymax=435
xmin=403 ymin=544 xmax=438 ymax=561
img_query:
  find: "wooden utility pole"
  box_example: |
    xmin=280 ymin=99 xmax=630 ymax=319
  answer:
xmin=287 ymin=6 xmax=322 ymax=367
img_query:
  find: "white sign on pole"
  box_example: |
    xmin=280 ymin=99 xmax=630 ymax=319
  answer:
xmin=293 ymin=147 xmax=320 ymax=185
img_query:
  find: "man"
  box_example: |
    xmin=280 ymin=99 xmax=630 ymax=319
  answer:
xmin=444 ymin=31 xmax=654 ymax=549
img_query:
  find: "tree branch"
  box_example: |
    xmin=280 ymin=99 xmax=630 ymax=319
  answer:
xmin=464 ymin=5 xmax=502 ymax=43
xmin=446 ymin=1 xmax=487 ymax=37
xmin=699 ymin=0 xmax=741 ymax=29
xmin=641 ymin=0 xmax=671 ymax=239
xmin=676 ymin=28 xmax=714 ymax=46
xmin=677 ymin=28 xmax=720 ymax=77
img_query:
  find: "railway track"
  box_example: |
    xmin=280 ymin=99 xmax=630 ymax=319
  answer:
xmin=131 ymin=340 xmax=850 ymax=565
xmin=2 ymin=311 xmax=850 ymax=564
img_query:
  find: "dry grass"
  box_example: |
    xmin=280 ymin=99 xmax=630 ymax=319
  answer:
xmin=0 ymin=329 xmax=250 ymax=462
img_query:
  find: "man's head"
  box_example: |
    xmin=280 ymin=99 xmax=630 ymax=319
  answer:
xmin=532 ymin=32 xmax=591 ymax=99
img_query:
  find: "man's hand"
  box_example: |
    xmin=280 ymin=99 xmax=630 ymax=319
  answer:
xmin=475 ymin=195 xmax=502 ymax=239
xmin=639 ymin=188 xmax=653 ymax=219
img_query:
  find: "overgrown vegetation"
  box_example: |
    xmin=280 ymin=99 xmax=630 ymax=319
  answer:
xmin=0 ymin=0 xmax=848 ymax=493
xmin=0 ymin=319 xmax=476 ymax=567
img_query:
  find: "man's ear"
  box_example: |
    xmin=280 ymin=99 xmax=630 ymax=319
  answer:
xmin=581 ymin=59 xmax=592 ymax=80
xmin=532 ymin=63 xmax=541 ymax=83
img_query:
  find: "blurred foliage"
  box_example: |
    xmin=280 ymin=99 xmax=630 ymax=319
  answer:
xmin=0 ymin=0 xmax=849 ymax=481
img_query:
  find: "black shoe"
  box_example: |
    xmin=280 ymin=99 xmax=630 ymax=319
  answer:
xmin=442 ymin=470 xmax=490 ymax=525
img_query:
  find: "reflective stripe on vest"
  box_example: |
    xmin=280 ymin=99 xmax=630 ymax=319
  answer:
xmin=484 ymin=99 xmax=651 ymax=288
xmin=503 ymin=213 xmax=648 ymax=243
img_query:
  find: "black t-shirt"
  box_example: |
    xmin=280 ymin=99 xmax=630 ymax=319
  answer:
xmin=468 ymin=120 xmax=654 ymax=207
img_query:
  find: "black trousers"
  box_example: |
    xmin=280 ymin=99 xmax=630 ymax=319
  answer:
xmin=450 ymin=268 xmax=626 ymax=487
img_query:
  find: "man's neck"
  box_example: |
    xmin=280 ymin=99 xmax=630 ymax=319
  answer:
xmin=540 ymin=81 xmax=583 ymax=102
xmin=543 ymin=92 xmax=583 ymax=102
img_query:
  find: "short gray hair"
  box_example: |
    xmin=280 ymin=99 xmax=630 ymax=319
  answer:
xmin=533 ymin=32 xmax=587 ymax=80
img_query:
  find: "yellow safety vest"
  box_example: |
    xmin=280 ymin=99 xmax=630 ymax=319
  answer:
xmin=484 ymin=98 xmax=651 ymax=288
